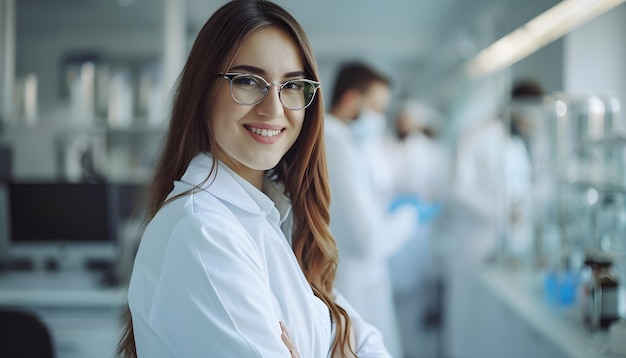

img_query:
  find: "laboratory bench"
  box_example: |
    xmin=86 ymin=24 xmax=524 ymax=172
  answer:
xmin=0 ymin=270 xmax=127 ymax=358
xmin=474 ymin=266 xmax=625 ymax=358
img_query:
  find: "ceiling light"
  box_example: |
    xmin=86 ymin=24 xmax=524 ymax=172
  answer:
xmin=464 ymin=0 xmax=626 ymax=79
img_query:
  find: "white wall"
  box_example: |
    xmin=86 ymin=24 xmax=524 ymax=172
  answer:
xmin=564 ymin=3 xmax=626 ymax=114
xmin=508 ymin=0 xmax=563 ymax=94
xmin=512 ymin=41 xmax=564 ymax=94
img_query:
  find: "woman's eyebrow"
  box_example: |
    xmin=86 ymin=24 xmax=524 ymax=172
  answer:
xmin=284 ymin=71 xmax=306 ymax=78
xmin=228 ymin=64 xmax=264 ymax=75
xmin=227 ymin=65 xmax=306 ymax=78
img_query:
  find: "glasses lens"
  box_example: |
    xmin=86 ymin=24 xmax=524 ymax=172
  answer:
xmin=280 ymin=80 xmax=317 ymax=110
xmin=230 ymin=75 xmax=266 ymax=105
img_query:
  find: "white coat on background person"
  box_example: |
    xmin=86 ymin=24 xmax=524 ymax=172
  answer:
xmin=443 ymin=116 xmax=509 ymax=358
xmin=324 ymin=63 xmax=417 ymax=358
xmin=503 ymin=83 xmax=546 ymax=265
xmin=386 ymin=101 xmax=450 ymax=203
xmin=444 ymin=110 xmax=535 ymax=357
xmin=443 ymin=80 xmax=544 ymax=358
xmin=325 ymin=112 xmax=416 ymax=358
xmin=352 ymin=112 xmax=395 ymax=205
xmin=503 ymin=134 xmax=534 ymax=262
xmin=383 ymin=101 xmax=450 ymax=358
xmin=351 ymin=75 xmax=397 ymax=205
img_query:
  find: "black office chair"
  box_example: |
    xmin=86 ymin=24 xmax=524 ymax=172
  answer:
xmin=0 ymin=308 xmax=54 ymax=358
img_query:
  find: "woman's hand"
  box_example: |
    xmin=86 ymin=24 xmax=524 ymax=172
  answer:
xmin=280 ymin=321 xmax=300 ymax=358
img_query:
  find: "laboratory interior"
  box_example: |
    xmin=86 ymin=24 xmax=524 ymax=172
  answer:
xmin=1 ymin=0 xmax=626 ymax=357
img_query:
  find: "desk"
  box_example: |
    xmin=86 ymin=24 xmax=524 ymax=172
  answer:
xmin=0 ymin=271 xmax=127 ymax=358
xmin=476 ymin=267 xmax=624 ymax=358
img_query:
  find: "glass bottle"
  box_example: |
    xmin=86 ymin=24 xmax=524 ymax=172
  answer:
xmin=582 ymin=253 xmax=620 ymax=331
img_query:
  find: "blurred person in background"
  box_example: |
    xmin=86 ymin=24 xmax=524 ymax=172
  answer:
xmin=325 ymin=62 xmax=418 ymax=358
xmin=443 ymin=78 xmax=543 ymax=358
xmin=385 ymin=99 xmax=450 ymax=358
xmin=504 ymin=79 xmax=544 ymax=268
xmin=350 ymin=70 xmax=396 ymax=205
xmin=386 ymin=100 xmax=449 ymax=202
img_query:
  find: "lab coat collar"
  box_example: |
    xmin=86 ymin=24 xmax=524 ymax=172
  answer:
xmin=261 ymin=175 xmax=292 ymax=229
xmin=180 ymin=153 xmax=292 ymax=229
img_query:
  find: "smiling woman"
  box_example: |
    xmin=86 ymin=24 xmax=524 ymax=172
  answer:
xmin=210 ymin=26 xmax=312 ymax=178
xmin=117 ymin=1 xmax=391 ymax=357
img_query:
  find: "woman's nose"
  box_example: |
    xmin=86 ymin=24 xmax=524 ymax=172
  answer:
xmin=255 ymin=85 xmax=285 ymax=118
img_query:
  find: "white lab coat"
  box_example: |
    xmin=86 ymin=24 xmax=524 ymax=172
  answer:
xmin=324 ymin=114 xmax=416 ymax=358
xmin=383 ymin=132 xmax=450 ymax=358
xmin=504 ymin=136 xmax=534 ymax=259
xmin=444 ymin=118 xmax=532 ymax=358
xmin=128 ymin=153 xmax=390 ymax=358
xmin=386 ymin=132 xmax=450 ymax=203
xmin=384 ymin=132 xmax=450 ymax=290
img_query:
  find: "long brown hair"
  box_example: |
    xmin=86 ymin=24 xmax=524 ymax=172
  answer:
xmin=117 ymin=0 xmax=354 ymax=356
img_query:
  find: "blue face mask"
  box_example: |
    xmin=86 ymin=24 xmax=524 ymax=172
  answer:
xmin=351 ymin=109 xmax=387 ymax=142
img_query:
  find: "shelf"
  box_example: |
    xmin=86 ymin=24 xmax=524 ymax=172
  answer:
xmin=561 ymin=180 xmax=626 ymax=193
xmin=582 ymin=135 xmax=626 ymax=147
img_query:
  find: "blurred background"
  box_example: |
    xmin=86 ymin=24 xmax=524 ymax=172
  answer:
xmin=1 ymin=0 xmax=626 ymax=357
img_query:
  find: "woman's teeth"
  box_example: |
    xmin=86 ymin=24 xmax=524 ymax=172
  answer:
xmin=246 ymin=126 xmax=281 ymax=137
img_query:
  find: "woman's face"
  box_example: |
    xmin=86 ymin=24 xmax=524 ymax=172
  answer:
xmin=211 ymin=26 xmax=307 ymax=185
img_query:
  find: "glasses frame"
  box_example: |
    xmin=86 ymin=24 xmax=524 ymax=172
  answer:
xmin=219 ymin=72 xmax=321 ymax=110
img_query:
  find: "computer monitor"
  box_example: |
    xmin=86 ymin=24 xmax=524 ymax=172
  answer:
xmin=6 ymin=182 xmax=117 ymax=271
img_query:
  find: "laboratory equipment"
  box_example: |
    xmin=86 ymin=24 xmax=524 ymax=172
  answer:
xmin=581 ymin=252 xmax=620 ymax=331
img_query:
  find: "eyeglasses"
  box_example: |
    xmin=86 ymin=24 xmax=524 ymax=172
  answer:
xmin=219 ymin=72 xmax=321 ymax=110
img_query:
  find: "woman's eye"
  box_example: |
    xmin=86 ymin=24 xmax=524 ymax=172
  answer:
xmin=233 ymin=76 xmax=260 ymax=87
xmin=283 ymin=81 xmax=304 ymax=90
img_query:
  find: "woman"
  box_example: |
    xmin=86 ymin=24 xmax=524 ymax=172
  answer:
xmin=117 ymin=1 xmax=390 ymax=357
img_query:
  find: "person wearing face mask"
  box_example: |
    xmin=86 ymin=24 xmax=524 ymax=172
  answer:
xmin=351 ymin=81 xmax=396 ymax=205
xmin=324 ymin=62 xmax=418 ymax=358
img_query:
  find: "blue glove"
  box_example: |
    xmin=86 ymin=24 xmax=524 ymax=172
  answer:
xmin=389 ymin=194 xmax=442 ymax=224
